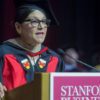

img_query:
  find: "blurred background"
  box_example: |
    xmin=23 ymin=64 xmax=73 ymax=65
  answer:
xmin=0 ymin=0 xmax=100 ymax=70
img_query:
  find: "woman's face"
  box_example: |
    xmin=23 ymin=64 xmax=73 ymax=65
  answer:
xmin=15 ymin=10 xmax=48 ymax=45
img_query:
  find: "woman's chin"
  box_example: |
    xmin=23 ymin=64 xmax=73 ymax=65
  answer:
xmin=35 ymin=39 xmax=45 ymax=44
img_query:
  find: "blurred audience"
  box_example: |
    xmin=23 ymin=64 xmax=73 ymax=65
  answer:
xmin=63 ymin=47 xmax=88 ymax=72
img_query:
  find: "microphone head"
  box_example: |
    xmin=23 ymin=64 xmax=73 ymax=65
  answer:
xmin=57 ymin=48 xmax=65 ymax=55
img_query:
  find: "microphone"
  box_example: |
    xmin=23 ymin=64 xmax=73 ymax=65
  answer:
xmin=57 ymin=48 xmax=100 ymax=72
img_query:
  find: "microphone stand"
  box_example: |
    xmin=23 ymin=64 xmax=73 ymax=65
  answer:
xmin=65 ymin=53 xmax=99 ymax=72
xmin=58 ymin=48 xmax=100 ymax=72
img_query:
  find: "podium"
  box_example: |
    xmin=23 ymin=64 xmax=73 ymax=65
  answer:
xmin=2 ymin=72 xmax=100 ymax=100
xmin=2 ymin=73 xmax=49 ymax=100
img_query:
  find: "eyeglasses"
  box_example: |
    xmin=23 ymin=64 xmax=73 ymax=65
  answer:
xmin=24 ymin=18 xmax=51 ymax=28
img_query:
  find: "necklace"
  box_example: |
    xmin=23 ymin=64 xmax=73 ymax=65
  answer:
xmin=28 ymin=55 xmax=40 ymax=67
xmin=31 ymin=57 xmax=37 ymax=66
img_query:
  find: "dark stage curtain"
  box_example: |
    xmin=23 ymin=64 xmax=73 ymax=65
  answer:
xmin=49 ymin=0 xmax=100 ymax=63
xmin=0 ymin=0 xmax=15 ymax=42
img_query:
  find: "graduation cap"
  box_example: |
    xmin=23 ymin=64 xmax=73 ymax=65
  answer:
xmin=14 ymin=0 xmax=59 ymax=25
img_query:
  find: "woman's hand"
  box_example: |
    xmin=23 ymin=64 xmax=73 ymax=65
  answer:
xmin=0 ymin=82 xmax=7 ymax=99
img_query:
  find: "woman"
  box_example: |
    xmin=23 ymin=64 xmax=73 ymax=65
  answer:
xmin=0 ymin=4 xmax=64 ymax=98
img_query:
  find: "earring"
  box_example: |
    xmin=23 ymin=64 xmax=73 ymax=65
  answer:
xmin=18 ymin=31 xmax=22 ymax=35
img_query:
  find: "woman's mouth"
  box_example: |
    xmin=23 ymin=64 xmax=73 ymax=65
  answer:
xmin=36 ymin=32 xmax=44 ymax=35
xmin=35 ymin=32 xmax=45 ymax=38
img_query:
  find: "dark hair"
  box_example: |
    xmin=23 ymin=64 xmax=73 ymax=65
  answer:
xmin=14 ymin=4 xmax=48 ymax=23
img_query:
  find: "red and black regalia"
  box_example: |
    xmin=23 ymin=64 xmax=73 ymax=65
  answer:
xmin=0 ymin=40 xmax=64 ymax=90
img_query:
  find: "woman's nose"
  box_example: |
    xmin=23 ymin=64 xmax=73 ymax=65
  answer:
xmin=38 ymin=22 xmax=44 ymax=29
